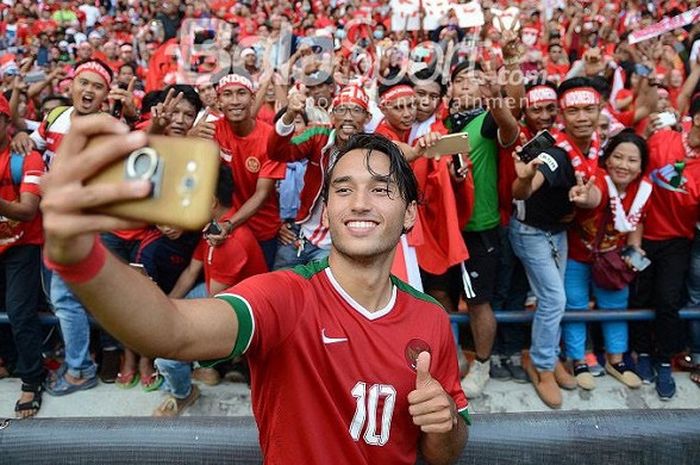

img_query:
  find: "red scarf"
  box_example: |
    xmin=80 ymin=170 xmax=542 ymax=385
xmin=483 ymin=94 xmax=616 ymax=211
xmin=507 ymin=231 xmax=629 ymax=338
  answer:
xmin=553 ymin=129 xmax=601 ymax=179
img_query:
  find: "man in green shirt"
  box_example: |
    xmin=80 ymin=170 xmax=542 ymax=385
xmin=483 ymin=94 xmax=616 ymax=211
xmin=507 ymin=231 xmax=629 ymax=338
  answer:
xmin=446 ymin=59 xmax=521 ymax=397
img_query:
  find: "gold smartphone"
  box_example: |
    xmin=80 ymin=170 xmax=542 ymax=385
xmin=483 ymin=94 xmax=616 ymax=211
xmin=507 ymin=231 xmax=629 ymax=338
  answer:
xmin=85 ymin=135 xmax=220 ymax=230
xmin=424 ymin=133 xmax=470 ymax=158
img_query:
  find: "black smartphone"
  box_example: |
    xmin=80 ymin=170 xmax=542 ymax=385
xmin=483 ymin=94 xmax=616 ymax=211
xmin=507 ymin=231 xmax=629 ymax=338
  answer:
xmin=205 ymin=220 xmax=222 ymax=236
xmin=621 ymin=247 xmax=651 ymax=272
xmin=452 ymin=153 xmax=465 ymax=179
xmin=518 ymin=130 xmax=556 ymax=164
xmin=110 ymin=81 xmax=129 ymax=118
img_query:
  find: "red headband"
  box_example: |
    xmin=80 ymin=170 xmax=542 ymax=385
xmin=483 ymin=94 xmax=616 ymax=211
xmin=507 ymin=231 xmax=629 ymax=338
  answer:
xmin=75 ymin=62 xmax=112 ymax=86
xmin=559 ymin=87 xmax=601 ymax=109
xmin=217 ymin=74 xmax=255 ymax=94
xmin=525 ymin=86 xmax=557 ymax=107
xmin=332 ymin=85 xmax=369 ymax=111
xmin=379 ymin=85 xmax=416 ymax=107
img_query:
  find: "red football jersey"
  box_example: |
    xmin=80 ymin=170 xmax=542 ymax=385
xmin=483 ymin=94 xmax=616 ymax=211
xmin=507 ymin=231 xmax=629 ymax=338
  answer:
xmin=645 ymin=129 xmax=700 ymax=240
xmin=214 ymin=119 xmax=286 ymax=241
xmin=192 ymin=211 xmax=268 ymax=294
xmin=208 ymin=259 xmax=470 ymax=465
xmin=30 ymin=106 xmax=73 ymax=166
xmin=0 ymin=147 xmax=45 ymax=254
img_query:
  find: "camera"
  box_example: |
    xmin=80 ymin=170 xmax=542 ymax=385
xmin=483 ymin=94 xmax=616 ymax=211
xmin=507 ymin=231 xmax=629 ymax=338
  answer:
xmin=125 ymin=147 xmax=163 ymax=197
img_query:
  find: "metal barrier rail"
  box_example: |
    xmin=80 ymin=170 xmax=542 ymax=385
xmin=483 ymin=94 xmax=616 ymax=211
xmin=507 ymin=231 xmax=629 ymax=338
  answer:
xmin=3 ymin=308 xmax=700 ymax=326
xmin=1 ymin=410 xmax=699 ymax=465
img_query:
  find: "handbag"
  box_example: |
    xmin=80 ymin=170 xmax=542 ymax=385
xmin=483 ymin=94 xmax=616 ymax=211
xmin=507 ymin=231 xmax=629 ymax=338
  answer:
xmin=589 ymin=208 xmax=636 ymax=291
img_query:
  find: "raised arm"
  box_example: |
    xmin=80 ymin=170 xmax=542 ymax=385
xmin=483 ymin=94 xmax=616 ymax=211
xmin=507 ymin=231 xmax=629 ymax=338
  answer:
xmin=41 ymin=115 xmax=238 ymax=362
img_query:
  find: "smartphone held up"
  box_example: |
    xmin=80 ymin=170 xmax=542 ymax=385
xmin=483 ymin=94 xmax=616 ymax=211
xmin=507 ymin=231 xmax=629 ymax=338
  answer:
xmin=85 ymin=134 xmax=220 ymax=230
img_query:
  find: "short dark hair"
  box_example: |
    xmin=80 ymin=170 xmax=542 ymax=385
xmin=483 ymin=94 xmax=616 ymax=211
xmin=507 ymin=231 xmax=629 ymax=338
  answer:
xmin=118 ymin=62 xmax=137 ymax=74
xmin=41 ymin=94 xmax=71 ymax=108
xmin=322 ymin=133 xmax=419 ymax=206
xmin=162 ymin=84 xmax=203 ymax=114
xmin=450 ymin=60 xmax=483 ymax=83
xmin=377 ymin=74 xmax=413 ymax=98
xmin=601 ymin=129 xmax=649 ymax=174
xmin=412 ymin=67 xmax=447 ymax=96
xmin=557 ymin=76 xmax=598 ymax=98
xmin=216 ymin=163 xmax=234 ymax=208
xmin=141 ymin=90 xmax=163 ymax=114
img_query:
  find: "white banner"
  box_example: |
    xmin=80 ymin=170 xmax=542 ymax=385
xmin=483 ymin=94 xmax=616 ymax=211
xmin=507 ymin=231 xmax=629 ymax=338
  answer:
xmin=628 ymin=7 xmax=700 ymax=44
xmin=390 ymin=0 xmax=421 ymax=31
xmin=454 ymin=2 xmax=485 ymax=29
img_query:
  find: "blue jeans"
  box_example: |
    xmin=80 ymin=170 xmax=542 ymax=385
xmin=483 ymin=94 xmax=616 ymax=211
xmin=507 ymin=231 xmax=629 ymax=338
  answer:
xmin=155 ymin=283 xmax=207 ymax=399
xmin=51 ymin=273 xmax=96 ymax=379
xmin=509 ymin=219 xmax=567 ymax=371
xmin=273 ymin=225 xmax=330 ymax=270
xmin=492 ymin=225 xmax=530 ymax=356
xmin=562 ymin=259 xmax=629 ymax=361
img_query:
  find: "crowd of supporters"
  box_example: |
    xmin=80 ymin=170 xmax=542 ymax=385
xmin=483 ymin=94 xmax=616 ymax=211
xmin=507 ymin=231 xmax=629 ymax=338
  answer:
xmin=1 ymin=0 xmax=700 ymax=418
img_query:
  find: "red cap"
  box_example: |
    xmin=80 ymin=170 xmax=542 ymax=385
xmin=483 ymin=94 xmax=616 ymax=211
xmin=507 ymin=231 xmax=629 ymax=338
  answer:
xmin=0 ymin=95 xmax=10 ymax=118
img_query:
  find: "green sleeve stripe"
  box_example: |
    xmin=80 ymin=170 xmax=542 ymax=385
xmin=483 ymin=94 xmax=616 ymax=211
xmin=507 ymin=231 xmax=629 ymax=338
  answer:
xmin=458 ymin=407 xmax=472 ymax=426
xmin=291 ymin=126 xmax=332 ymax=145
xmin=199 ymin=294 xmax=255 ymax=367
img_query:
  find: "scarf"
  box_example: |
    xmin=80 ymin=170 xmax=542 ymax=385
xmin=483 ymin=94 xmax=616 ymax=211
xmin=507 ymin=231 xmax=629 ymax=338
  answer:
xmin=446 ymin=107 xmax=485 ymax=133
xmin=554 ymin=129 xmax=601 ymax=179
xmin=604 ymin=175 xmax=652 ymax=233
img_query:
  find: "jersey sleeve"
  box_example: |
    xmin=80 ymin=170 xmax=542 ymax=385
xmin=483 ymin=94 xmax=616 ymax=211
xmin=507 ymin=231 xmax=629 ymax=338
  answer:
xmin=200 ymin=271 xmax=307 ymax=367
xmin=29 ymin=120 xmax=48 ymax=152
xmin=259 ymin=158 xmax=287 ymax=180
xmin=19 ymin=152 xmax=45 ymax=196
xmin=192 ymin=239 xmax=206 ymax=262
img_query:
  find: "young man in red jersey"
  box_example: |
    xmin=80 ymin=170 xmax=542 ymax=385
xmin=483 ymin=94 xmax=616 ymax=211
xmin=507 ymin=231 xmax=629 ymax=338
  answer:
xmin=209 ymin=71 xmax=286 ymax=269
xmin=41 ymin=116 xmax=470 ymax=465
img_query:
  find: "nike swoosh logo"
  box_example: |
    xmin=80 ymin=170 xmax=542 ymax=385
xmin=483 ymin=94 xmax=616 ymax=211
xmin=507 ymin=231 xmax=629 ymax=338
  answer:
xmin=322 ymin=328 xmax=348 ymax=344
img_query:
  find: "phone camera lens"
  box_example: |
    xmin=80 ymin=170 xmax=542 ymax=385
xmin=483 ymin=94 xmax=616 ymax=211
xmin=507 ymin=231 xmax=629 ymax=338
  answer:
xmin=126 ymin=148 xmax=159 ymax=181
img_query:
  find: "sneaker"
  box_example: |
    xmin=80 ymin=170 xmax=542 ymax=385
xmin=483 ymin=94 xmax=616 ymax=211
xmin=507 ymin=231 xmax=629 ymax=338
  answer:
xmin=585 ymin=353 xmax=605 ymax=377
xmin=635 ymin=354 xmax=655 ymax=384
xmin=99 ymin=349 xmax=121 ymax=384
xmin=655 ymin=363 xmax=676 ymax=400
xmin=463 ymin=359 xmax=490 ymax=398
xmin=573 ymin=363 xmax=596 ymax=390
xmin=489 ymin=355 xmax=511 ymax=381
xmin=605 ymin=361 xmax=642 ymax=389
xmin=505 ymin=354 xmax=529 ymax=383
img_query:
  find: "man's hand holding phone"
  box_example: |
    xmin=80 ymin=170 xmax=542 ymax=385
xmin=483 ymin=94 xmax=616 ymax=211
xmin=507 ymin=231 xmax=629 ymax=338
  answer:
xmin=41 ymin=115 xmax=152 ymax=265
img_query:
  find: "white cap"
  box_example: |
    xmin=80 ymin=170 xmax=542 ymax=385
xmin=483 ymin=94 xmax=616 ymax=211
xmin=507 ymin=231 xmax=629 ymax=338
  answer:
xmin=241 ymin=47 xmax=256 ymax=58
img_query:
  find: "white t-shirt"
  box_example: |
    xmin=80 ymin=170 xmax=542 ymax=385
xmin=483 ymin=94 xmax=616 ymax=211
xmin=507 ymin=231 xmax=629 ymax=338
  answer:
xmin=79 ymin=5 xmax=101 ymax=28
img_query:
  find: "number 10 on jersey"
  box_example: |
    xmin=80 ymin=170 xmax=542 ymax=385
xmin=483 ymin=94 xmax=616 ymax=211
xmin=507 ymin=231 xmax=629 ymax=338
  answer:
xmin=349 ymin=382 xmax=397 ymax=446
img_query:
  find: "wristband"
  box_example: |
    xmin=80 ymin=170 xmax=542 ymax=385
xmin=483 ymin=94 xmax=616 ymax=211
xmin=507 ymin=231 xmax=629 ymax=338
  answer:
xmin=44 ymin=237 xmax=108 ymax=284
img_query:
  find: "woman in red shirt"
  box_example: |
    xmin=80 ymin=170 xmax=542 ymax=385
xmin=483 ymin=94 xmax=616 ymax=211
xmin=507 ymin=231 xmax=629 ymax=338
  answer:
xmin=563 ymin=130 xmax=652 ymax=391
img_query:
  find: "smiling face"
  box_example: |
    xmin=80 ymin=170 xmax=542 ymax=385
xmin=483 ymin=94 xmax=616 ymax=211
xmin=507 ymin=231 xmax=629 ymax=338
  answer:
xmin=323 ymin=148 xmax=416 ymax=261
xmin=331 ymin=105 xmax=370 ymax=144
xmin=219 ymin=86 xmax=253 ymax=123
xmin=561 ymin=102 xmax=600 ymax=141
xmin=414 ymin=81 xmax=441 ymax=123
xmin=605 ymin=141 xmax=642 ymax=190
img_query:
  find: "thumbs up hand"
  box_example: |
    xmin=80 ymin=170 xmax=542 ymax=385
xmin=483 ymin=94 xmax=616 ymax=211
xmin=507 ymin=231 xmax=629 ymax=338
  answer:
xmin=407 ymin=352 xmax=458 ymax=434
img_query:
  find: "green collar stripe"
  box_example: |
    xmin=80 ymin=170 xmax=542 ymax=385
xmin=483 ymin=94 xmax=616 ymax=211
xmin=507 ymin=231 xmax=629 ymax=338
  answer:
xmin=199 ymin=294 xmax=254 ymax=367
xmin=459 ymin=408 xmax=472 ymax=426
xmin=291 ymin=126 xmax=332 ymax=145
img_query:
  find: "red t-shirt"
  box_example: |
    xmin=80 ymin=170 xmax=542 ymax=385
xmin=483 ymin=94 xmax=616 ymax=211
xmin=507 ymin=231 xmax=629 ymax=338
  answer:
xmin=375 ymin=120 xmax=410 ymax=144
xmin=568 ymin=172 xmax=653 ymax=263
xmin=0 ymin=147 xmax=45 ymax=254
xmin=192 ymin=213 xmax=267 ymax=294
xmin=644 ymin=129 xmax=700 ymax=240
xmin=211 ymin=260 xmax=469 ymax=465
xmin=214 ymin=119 xmax=286 ymax=241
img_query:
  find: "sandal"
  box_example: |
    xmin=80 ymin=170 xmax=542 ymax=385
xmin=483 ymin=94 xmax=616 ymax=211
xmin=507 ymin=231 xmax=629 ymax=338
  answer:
xmin=45 ymin=372 xmax=98 ymax=396
xmin=116 ymin=371 xmax=139 ymax=389
xmin=141 ymin=372 xmax=164 ymax=392
xmin=691 ymin=366 xmax=700 ymax=387
xmin=152 ymin=385 xmax=200 ymax=417
xmin=15 ymin=383 xmax=43 ymax=419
